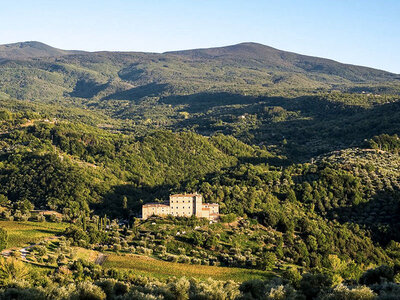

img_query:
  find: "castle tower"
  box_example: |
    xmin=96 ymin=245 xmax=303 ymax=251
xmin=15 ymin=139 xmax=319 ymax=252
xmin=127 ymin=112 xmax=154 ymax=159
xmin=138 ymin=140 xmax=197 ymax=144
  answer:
xmin=194 ymin=194 xmax=203 ymax=217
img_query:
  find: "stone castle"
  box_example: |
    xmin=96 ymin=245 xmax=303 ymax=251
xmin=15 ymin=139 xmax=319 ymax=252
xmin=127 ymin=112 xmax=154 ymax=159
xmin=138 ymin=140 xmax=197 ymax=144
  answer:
xmin=142 ymin=193 xmax=219 ymax=220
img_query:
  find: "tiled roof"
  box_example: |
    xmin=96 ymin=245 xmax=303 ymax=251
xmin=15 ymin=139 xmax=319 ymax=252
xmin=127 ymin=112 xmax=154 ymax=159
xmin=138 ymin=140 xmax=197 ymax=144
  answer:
xmin=170 ymin=194 xmax=200 ymax=197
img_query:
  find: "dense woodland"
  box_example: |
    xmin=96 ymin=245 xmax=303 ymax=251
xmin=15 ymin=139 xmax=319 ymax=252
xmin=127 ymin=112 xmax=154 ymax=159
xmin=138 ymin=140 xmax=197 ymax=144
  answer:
xmin=0 ymin=41 xmax=399 ymax=299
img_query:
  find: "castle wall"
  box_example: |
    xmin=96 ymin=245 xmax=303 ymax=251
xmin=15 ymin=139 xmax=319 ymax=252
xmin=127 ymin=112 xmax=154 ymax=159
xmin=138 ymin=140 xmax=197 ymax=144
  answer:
xmin=142 ymin=204 xmax=170 ymax=220
xmin=142 ymin=194 xmax=219 ymax=220
xmin=169 ymin=194 xmax=196 ymax=217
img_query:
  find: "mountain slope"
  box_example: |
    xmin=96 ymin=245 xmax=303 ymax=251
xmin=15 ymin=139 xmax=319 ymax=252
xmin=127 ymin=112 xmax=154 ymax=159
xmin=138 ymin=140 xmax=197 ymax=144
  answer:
xmin=166 ymin=42 xmax=399 ymax=83
xmin=0 ymin=41 xmax=85 ymax=59
xmin=0 ymin=41 xmax=398 ymax=104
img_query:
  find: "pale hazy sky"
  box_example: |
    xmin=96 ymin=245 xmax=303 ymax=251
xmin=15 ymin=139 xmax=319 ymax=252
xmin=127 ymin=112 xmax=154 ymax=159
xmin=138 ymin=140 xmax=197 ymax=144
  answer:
xmin=1 ymin=0 xmax=399 ymax=73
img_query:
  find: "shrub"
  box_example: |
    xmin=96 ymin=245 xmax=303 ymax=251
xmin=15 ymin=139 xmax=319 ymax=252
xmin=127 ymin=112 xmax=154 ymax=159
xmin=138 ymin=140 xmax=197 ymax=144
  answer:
xmin=220 ymin=213 xmax=237 ymax=223
xmin=321 ymin=284 xmax=375 ymax=300
xmin=50 ymin=214 xmax=62 ymax=223
xmin=36 ymin=214 xmax=46 ymax=222
xmin=359 ymin=265 xmax=394 ymax=285
xmin=70 ymin=282 xmax=106 ymax=300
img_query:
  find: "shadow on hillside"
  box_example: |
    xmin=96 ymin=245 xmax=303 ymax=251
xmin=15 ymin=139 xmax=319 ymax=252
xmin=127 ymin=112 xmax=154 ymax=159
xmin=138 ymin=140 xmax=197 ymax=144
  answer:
xmin=326 ymin=188 xmax=400 ymax=245
xmin=95 ymin=183 xmax=172 ymax=219
xmin=238 ymin=156 xmax=289 ymax=167
xmin=69 ymin=79 xmax=108 ymax=99
xmin=102 ymin=83 xmax=169 ymax=101
xmin=160 ymin=91 xmax=400 ymax=162
xmin=160 ymin=92 xmax=367 ymax=115
xmin=96 ymin=152 xmax=285 ymax=219
xmin=161 ymin=92 xmax=263 ymax=113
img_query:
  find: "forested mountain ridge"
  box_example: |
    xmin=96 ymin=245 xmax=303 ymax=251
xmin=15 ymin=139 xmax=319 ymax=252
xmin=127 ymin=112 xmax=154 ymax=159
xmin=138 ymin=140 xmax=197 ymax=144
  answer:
xmin=0 ymin=41 xmax=398 ymax=106
xmin=166 ymin=42 xmax=399 ymax=82
xmin=0 ymin=41 xmax=85 ymax=59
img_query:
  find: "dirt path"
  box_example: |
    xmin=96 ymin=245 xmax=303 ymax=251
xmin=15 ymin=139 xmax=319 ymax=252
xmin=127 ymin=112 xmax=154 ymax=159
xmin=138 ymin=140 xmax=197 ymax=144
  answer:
xmin=95 ymin=253 xmax=108 ymax=265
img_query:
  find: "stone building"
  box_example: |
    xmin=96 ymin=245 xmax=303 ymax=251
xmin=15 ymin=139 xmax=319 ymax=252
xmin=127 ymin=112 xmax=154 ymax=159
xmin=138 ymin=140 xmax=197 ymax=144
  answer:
xmin=142 ymin=193 xmax=219 ymax=220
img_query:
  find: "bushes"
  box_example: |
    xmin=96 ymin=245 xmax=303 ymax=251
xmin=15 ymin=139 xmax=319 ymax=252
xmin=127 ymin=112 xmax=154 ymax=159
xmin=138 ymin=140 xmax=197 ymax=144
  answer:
xmin=368 ymin=134 xmax=400 ymax=153
xmin=36 ymin=214 xmax=46 ymax=222
xmin=320 ymin=285 xmax=376 ymax=300
xmin=0 ymin=257 xmax=30 ymax=285
xmin=70 ymin=282 xmax=106 ymax=300
xmin=0 ymin=259 xmax=398 ymax=299
xmin=220 ymin=213 xmax=237 ymax=223
xmin=359 ymin=265 xmax=394 ymax=285
xmin=50 ymin=214 xmax=62 ymax=223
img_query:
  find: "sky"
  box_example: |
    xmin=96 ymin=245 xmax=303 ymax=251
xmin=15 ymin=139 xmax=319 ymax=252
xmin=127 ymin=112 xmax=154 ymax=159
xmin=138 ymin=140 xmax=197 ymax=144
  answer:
xmin=0 ymin=0 xmax=399 ymax=73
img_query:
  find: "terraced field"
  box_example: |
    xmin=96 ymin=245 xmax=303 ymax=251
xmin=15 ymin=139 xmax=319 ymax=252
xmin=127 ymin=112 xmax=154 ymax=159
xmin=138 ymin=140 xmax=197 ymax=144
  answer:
xmin=103 ymin=253 xmax=274 ymax=282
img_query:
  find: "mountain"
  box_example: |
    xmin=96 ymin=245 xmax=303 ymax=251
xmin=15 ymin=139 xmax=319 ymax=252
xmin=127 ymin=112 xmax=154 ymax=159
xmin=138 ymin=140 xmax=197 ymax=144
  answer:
xmin=0 ymin=41 xmax=398 ymax=106
xmin=0 ymin=41 xmax=85 ymax=59
xmin=166 ymin=42 xmax=399 ymax=83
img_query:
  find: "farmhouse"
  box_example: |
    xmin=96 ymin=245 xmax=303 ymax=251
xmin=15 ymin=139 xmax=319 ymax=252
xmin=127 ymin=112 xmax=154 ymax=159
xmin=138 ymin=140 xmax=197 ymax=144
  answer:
xmin=142 ymin=193 xmax=219 ymax=220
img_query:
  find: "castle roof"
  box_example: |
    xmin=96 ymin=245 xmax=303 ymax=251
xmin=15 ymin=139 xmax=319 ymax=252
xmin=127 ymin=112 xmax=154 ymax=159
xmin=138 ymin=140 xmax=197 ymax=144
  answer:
xmin=143 ymin=203 xmax=169 ymax=208
xmin=170 ymin=193 xmax=201 ymax=197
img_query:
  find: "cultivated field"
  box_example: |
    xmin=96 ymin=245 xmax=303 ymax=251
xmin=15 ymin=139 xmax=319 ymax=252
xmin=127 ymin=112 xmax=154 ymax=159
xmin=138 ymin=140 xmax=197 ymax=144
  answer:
xmin=103 ymin=253 xmax=274 ymax=282
xmin=0 ymin=221 xmax=68 ymax=248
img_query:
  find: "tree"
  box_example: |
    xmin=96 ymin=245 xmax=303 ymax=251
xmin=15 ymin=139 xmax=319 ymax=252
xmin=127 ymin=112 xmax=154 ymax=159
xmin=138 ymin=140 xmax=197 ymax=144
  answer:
xmin=191 ymin=231 xmax=205 ymax=246
xmin=299 ymin=273 xmax=332 ymax=299
xmin=122 ymin=196 xmax=128 ymax=210
xmin=0 ymin=228 xmax=7 ymax=251
xmin=359 ymin=265 xmax=394 ymax=285
xmin=0 ymin=195 xmax=10 ymax=207
xmin=322 ymin=284 xmax=375 ymax=300
xmin=0 ymin=257 xmax=29 ymax=285
xmin=70 ymin=282 xmax=106 ymax=300
xmin=262 ymin=252 xmax=277 ymax=271
xmin=169 ymin=277 xmax=190 ymax=300
xmin=0 ymin=110 xmax=12 ymax=121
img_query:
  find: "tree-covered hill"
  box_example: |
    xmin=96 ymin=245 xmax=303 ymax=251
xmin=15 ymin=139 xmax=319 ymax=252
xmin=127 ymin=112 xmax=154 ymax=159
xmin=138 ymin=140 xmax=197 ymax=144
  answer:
xmin=166 ymin=42 xmax=399 ymax=83
xmin=0 ymin=113 xmax=274 ymax=215
xmin=0 ymin=41 xmax=85 ymax=59
xmin=1 ymin=112 xmax=398 ymax=277
xmin=0 ymin=41 xmax=398 ymax=107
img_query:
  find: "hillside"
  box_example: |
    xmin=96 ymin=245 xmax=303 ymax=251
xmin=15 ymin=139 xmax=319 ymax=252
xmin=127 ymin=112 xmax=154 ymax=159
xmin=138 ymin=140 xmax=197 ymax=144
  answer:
xmin=0 ymin=41 xmax=398 ymax=163
xmin=0 ymin=41 xmax=398 ymax=107
xmin=167 ymin=42 xmax=399 ymax=83
xmin=0 ymin=41 xmax=85 ymax=59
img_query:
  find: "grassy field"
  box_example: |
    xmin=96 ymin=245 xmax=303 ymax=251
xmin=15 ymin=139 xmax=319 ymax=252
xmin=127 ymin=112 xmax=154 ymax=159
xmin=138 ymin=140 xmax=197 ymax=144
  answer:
xmin=73 ymin=247 xmax=99 ymax=262
xmin=103 ymin=253 xmax=274 ymax=282
xmin=0 ymin=221 xmax=68 ymax=248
